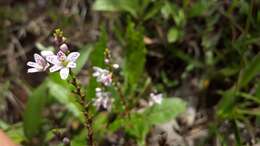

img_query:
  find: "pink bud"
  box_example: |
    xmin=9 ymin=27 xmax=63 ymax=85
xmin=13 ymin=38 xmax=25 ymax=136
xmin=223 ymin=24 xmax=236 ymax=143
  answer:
xmin=59 ymin=43 xmax=69 ymax=53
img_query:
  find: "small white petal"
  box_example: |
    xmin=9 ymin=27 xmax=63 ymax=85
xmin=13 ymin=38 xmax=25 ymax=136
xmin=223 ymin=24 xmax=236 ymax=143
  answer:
xmin=49 ymin=65 xmax=62 ymax=72
xmin=150 ymin=93 xmax=163 ymax=104
xmin=92 ymin=72 xmax=100 ymax=77
xmin=41 ymin=50 xmax=54 ymax=57
xmin=46 ymin=55 xmax=60 ymax=65
xmin=112 ymin=64 xmax=119 ymax=69
xmin=34 ymin=54 xmax=45 ymax=64
xmin=67 ymin=52 xmax=80 ymax=62
xmin=67 ymin=62 xmax=76 ymax=68
xmin=27 ymin=61 xmax=42 ymax=69
xmin=57 ymin=51 xmax=66 ymax=61
xmin=60 ymin=68 xmax=70 ymax=80
xmin=27 ymin=68 xmax=41 ymax=73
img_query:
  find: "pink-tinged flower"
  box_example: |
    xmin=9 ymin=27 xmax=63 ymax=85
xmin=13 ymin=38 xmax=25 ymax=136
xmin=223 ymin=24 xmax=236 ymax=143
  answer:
xmin=46 ymin=51 xmax=80 ymax=80
xmin=92 ymin=67 xmax=112 ymax=86
xmin=149 ymin=93 xmax=163 ymax=106
xmin=59 ymin=43 xmax=69 ymax=53
xmin=27 ymin=53 xmax=50 ymax=73
xmin=93 ymin=88 xmax=113 ymax=111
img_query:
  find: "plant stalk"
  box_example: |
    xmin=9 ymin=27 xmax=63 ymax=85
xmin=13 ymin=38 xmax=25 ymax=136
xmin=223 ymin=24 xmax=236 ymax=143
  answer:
xmin=70 ymin=73 xmax=95 ymax=146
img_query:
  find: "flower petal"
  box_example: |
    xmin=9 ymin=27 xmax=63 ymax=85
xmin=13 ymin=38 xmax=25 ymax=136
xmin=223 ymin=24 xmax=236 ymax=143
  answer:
xmin=46 ymin=55 xmax=60 ymax=65
xmin=43 ymin=63 xmax=50 ymax=71
xmin=67 ymin=62 xmax=76 ymax=68
xmin=60 ymin=68 xmax=70 ymax=80
xmin=27 ymin=61 xmax=42 ymax=69
xmin=57 ymin=51 xmax=66 ymax=61
xmin=41 ymin=50 xmax=54 ymax=57
xmin=34 ymin=54 xmax=45 ymax=64
xmin=49 ymin=65 xmax=62 ymax=72
xmin=67 ymin=52 xmax=80 ymax=62
xmin=27 ymin=68 xmax=41 ymax=73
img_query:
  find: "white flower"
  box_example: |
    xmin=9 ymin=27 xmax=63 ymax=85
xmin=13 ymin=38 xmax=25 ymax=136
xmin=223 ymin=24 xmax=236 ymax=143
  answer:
xmin=46 ymin=51 xmax=80 ymax=80
xmin=93 ymin=88 xmax=113 ymax=111
xmin=27 ymin=53 xmax=50 ymax=73
xmin=149 ymin=93 xmax=163 ymax=105
xmin=112 ymin=64 xmax=119 ymax=69
xmin=92 ymin=67 xmax=112 ymax=86
xmin=40 ymin=50 xmax=54 ymax=57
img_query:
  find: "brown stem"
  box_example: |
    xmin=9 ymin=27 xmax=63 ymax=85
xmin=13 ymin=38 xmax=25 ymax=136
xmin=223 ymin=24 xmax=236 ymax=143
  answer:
xmin=70 ymin=73 xmax=95 ymax=146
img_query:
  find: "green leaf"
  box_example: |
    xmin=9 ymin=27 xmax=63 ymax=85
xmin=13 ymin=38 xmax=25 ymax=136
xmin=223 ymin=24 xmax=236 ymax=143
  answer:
xmin=108 ymin=98 xmax=186 ymax=145
xmin=46 ymin=78 xmax=83 ymax=120
xmin=87 ymin=26 xmax=108 ymax=100
xmin=90 ymin=26 xmax=107 ymax=67
xmin=23 ymin=81 xmax=49 ymax=139
xmin=217 ymin=88 xmax=237 ymax=119
xmin=93 ymin=0 xmax=138 ymax=17
xmin=93 ymin=0 xmax=120 ymax=12
xmin=74 ymin=45 xmax=93 ymax=74
xmin=187 ymin=0 xmax=211 ymax=18
xmin=161 ymin=2 xmax=175 ymax=19
xmin=239 ymin=53 xmax=260 ymax=87
xmin=6 ymin=123 xmax=25 ymax=144
xmin=70 ymin=130 xmax=86 ymax=146
xmin=0 ymin=120 xmax=10 ymax=130
xmin=173 ymin=9 xmax=186 ymax=27
xmin=143 ymin=2 xmax=163 ymax=21
xmin=123 ymin=21 xmax=147 ymax=92
xmin=167 ymin=27 xmax=179 ymax=43
xmin=144 ymin=98 xmax=186 ymax=124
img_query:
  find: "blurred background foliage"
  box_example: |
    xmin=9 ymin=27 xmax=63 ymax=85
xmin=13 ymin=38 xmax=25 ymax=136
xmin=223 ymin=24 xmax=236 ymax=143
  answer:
xmin=0 ymin=0 xmax=260 ymax=146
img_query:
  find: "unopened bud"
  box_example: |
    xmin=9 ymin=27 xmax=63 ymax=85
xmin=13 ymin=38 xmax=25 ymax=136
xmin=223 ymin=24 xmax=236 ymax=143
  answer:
xmin=95 ymin=87 xmax=102 ymax=92
xmin=105 ymin=59 xmax=109 ymax=64
xmin=63 ymin=137 xmax=70 ymax=146
xmin=112 ymin=64 xmax=119 ymax=69
xmin=59 ymin=43 xmax=69 ymax=53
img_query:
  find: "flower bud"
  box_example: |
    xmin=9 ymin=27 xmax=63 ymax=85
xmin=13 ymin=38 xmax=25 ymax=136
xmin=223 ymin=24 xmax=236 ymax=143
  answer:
xmin=112 ymin=64 xmax=119 ymax=69
xmin=104 ymin=59 xmax=109 ymax=64
xmin=62 ymin=137 xmax=70 ymax=146
xmin=59 ymin=43 xmax=69 ymax=53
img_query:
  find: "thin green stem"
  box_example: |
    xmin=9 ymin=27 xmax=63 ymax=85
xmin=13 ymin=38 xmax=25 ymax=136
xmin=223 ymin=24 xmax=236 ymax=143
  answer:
xmin=231 ymin=120 xmax=242 ymax=146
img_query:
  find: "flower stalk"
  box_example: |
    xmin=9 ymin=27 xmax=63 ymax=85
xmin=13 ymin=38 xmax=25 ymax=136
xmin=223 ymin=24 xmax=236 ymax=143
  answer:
xmin=70 ymin=72 xmax=95 ymax=146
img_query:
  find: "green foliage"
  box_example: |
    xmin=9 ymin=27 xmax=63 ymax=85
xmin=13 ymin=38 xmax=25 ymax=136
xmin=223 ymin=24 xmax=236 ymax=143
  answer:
xmin=87 ymin=26 xmax=108 ymax=100
xmin=143 ymin=98 xmax=186 ymax=124
xmin=167 ymin=27 xmax=179 ymax=43
xmin=108 ymin=98 xmax=186 ymax=145
xmin=47 ymin=75 xmax=83 ymax=120
xmin=90 ymin=27 xmax=107 ymax=68
xmin=23 ymin=82 xmax=49 ymax=139
xmin=93 ymin=0 xmax=138 ymax=17
xmin=4 ymin=0 xmax=260 ymax=145
xmin=5 ymin=123 xmax=25 ymax=144
xmin=74 ymin=45 xmax=93 ymax=74
xmin=123 ymin=21 xmax=146 ymax=93
xmin=239 ymin=53 xmax=260 ymax=88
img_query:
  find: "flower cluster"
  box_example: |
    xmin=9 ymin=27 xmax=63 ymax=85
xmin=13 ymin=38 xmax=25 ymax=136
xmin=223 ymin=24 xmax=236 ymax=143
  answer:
xmin=93 ymin=88 xmax=113 ymax=111
xmin=91 ymin=48 xmax=121 ymax=111
xmin=92 ymin=67 xmax=112 ymax=86
xmin=27 ymin=30 xmax=80 ymax=80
